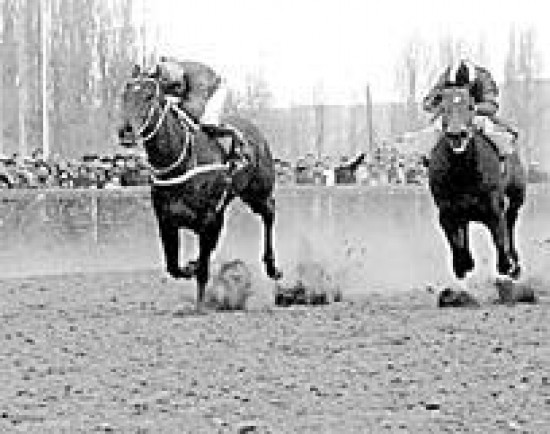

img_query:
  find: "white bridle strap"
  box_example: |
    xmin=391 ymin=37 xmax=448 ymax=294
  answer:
xmin=134 ymin=95 xmax=193 ymax=177
xmin=147 ymin=125 xmax=191 ymax=177
xmin=171 ymin=103 xmax=200 ymax=133
xmin=151 ymin=163 xmax=229 ymax=186
xmin=131 ymin=78 xmax=161 ymax=139
xmin=138 ymin=102 xmax=170 ymax=144
xmin=128 ymin=78 xmax=227 ymax=186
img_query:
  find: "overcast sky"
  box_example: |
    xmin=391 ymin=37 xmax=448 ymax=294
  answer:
xmin=140 ymin=0 xmax=550 ymax=106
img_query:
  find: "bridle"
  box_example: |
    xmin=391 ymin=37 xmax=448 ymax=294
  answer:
xmin=123 ymin=76 xmax=229 ymax=187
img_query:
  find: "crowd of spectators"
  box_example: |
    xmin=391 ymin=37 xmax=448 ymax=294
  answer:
xmin=0 ymin=144 xmax=429 ymax=190
xmin=3 ymin=140 xmax=549 ymax=191
xmin=275 ymin=144 xmax=428 ymax=187
xmin=0 ymin=150 xmax=151 ymax=190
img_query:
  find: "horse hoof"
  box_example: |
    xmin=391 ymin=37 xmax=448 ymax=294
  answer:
xmin=178 ymin=260 xmax=198 ymax=279
xmin=167 ymin=264 xmax=195 ymax=280
xmin=508 ymin=264 xmax=521 ymax=280
xmin=267 ymin=266 xmax=283 ymax=280
xmin=167 ymin=268 xmax=185 ymax=279
xmin=495 ymin=275 xmax=515 ymax=304
xmin=180 ymin=265 xmax=197 ymax=279
xmin=195 ymin=301 xmax=209 ymax=315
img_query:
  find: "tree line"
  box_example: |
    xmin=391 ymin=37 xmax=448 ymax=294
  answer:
xmin=0 ymin=0 xmax=141 ymax=158
xmin=394 ymin=29 xmax=546 ymax=163
xmin=1 ymin=3 xmax=547 ymax=163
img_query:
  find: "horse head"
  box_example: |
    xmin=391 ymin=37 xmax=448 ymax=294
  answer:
xmin=439 ymin=87 xmax=476 ymax=154
xmin=118 ymin=64 xmax=166 ymax=148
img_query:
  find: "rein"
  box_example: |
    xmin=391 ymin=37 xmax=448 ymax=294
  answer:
xmin=127 ymin=78 xmax=229 ymax=186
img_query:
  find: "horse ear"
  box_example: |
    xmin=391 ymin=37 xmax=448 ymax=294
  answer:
xmin=131 ymin=64 xmax=141 ymax=78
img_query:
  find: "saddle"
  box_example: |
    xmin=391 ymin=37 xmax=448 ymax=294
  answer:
xmin=201 ymin=123 xmax=250 ymax=170
xmin=165 ymin=96 xmax=249 ymax=167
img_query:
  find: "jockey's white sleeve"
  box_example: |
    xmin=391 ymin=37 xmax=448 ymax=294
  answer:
xmin=473 ymin=116 xmax=494 ymax=133
xmin=201 ymin=81 xmax=229 ymax=125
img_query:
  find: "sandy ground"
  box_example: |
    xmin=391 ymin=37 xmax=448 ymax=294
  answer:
xmin=0 ymin=270 xmax=549 ymax=433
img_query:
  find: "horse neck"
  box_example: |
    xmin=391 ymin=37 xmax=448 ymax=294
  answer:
xmin=144 ymin=110 xmax=189 ymax=170
xmin=446 ymin=132 xmax=499 ymax=176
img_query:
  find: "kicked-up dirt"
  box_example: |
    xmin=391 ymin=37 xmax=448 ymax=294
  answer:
xmin=0 ymin=270 xmax=549 ymax=433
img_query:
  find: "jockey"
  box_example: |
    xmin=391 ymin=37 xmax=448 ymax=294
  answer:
xmin=423 ymin=58 xmax=519 ymax=146
xmin=153 ymin=56 xmax=248 ymax=167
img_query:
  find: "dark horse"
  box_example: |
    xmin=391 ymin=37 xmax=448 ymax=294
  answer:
xmin=118 ymin=66 xmax=282 ymax=311
xmin=428 ymin=87 xmax=526 ymax=284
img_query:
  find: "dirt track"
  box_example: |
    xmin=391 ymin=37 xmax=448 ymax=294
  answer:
xmin=1 ymin=270 xmax=549 ymax=433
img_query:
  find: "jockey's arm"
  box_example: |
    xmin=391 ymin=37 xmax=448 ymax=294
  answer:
xmin=475 ymin=100 xmax=498 ymax=117
xmin=474 ymin=69 xmax=499 ymax=117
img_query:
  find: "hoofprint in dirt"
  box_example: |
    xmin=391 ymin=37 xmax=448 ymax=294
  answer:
xmin=0 ymin=271 xmax=549 ymax=433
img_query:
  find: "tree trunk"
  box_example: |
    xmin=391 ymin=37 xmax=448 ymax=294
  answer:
xmin=0 ymin=41 xmax=4 ymax=155
xmin=16 ymin=0 xmax=27 ymax=157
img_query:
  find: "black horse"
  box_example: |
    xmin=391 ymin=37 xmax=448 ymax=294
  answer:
xmin=118 ymin=66 xmax=282 ymax=312
xmin=428 ymin=87 xmax=526 ymax=284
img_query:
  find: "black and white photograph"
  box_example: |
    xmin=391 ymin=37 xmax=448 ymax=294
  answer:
xmin=1 ymin=0 xmax=549 ymax=431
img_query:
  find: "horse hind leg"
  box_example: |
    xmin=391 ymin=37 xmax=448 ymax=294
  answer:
xmin=505 ymin=202 xmax=522 ymax=279
xmin=486 ymin=214 xmax=516 ymax=279
xmin=247 ymin=196 xmax=282 ymax=280
xmin=504 ymin=159 xmax=526 ymax=279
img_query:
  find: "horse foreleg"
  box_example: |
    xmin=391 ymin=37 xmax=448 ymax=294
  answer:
xmin=487 ymin=214 xmax=515 ymax=278
xmin=505 ymin=206 xmax=522 ymax=279
xmin=439 ymin=213 xmax=473 ymax=279
xmin=195 ymin=215 xmax=225 ymax=311
xmin=249 ymin=196 xmax=282 ymax=280
xmin=459 ymin=223 xmax=475 ymax=274
xmin=158 ymin=222 xmax=194 ymax=279
xmin=504 ymin=182 xmax=525 ymax=279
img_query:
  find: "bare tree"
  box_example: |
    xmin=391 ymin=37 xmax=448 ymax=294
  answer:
xmin=15 ymin=0 xmax=28 ymax=157
xmin=0 ymin=0 xmax=139 ymax=158
xmin=0 ymin=2 xmax=5 ymax=155
xmin=395 ymin=36 xmax=437 ymax=130
xmin=223 ymin=70 xmax=273 ymax=117
xmin=1 ymin=0 xmax=17 ymax=155
xmin=501 ymin=27 xmax=544 ymax=164
xmin=475 ymin=34 xmax=489 ymax=66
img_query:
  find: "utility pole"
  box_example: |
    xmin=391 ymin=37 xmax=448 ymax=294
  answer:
xmin=314 ymin=101 xmax=324 ymax=158
xmin=348 ymin=104 xmax=357 ymax=156
xmin=41 ymin=0 xmax=50 ymax=158
xmin=365 ymin=83 xmax=374 ymax=152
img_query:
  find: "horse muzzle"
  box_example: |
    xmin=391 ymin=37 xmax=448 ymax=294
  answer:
xmin=447 ymin=131 xmax=470 ymax=154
